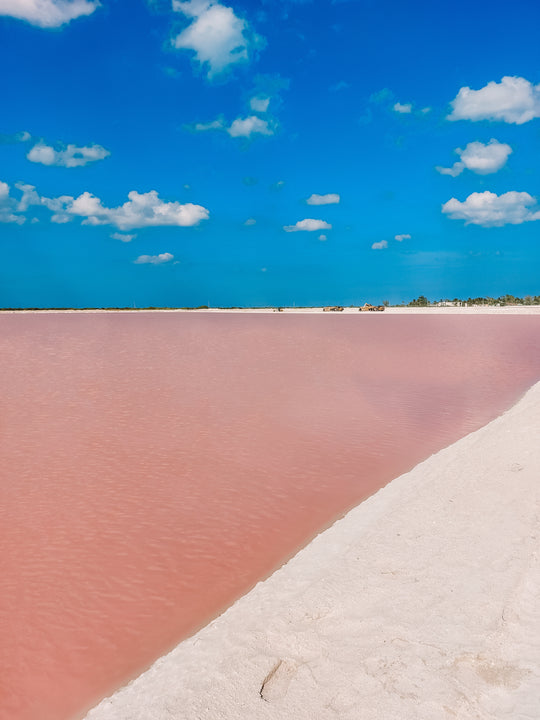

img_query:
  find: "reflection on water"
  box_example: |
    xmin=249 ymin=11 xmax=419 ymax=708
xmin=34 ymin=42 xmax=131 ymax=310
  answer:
xmin=0 ymin=313 xmax=539 ymax=720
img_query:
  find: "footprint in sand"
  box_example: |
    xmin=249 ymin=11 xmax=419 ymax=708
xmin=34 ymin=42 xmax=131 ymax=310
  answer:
xmin=260 ymin=659 xmax=298 ymax=703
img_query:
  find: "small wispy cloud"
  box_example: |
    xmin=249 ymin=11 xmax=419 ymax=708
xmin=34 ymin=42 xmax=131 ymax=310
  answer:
xmin=0 ymin=130 xmax=31 ymax=144
xmin=249 ymin=96 xmax=270 ymax=112
xmin=189 ymin=114 xmax=273 ymax=138
xmin=371 ymin=240 xmax=388 ymax=250
xmin=228 ymin=115 xmax=273 ymax=137
xmin=394 ymin=233 xmax=411 ymax=242
xmin=393 ymin=102 xmax=412 ymax=114
xmin=329 ymin=80 xmax=350 ymax=92
xmin=306 ymin=193 xmax=340 ymax=205
xmin=111 ymin=232 xmax=137 ymax=242
xmin=193 ymin=119 xmax=225 ymax=132
xmin=134 ymin=252 xmax=174 ymax=265
xmin=283 ymin=218 xmax=331 ymax=232
xmin=0 ymin=180 xmax=25 ymax=224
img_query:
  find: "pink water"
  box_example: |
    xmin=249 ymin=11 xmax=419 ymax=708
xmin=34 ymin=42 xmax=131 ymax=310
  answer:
xmin=1 ymin=313 xmax=539 ymax=720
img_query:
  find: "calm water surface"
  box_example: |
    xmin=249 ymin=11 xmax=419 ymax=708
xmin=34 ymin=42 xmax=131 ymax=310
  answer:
xmin=1 ymin=313 xmax=539 ymax=720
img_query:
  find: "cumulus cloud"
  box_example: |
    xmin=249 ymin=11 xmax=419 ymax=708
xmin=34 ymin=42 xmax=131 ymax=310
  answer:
xmin=67 ymin=190 xmax=209 ymax=230
xmin=14 ymin=183 xmax=210 ymax=230
xmin=227 ymin=115 xmax=273 ymax=137
xmin=371 ymin=240 xmax=388 ymax=250
xmin=172 ymin=0 xmax=261 ymax=78
xmin=442 ymin=191 xmax=540 ymax=227
xmin=111 ymin=232 xmax=136 ymax=242
xmin=0 ymin=180 xmax=25 ymax=224
xmin=244 ymin=217 xmax=256 ymax=226
xmin=283 ymin=218 xmax=332 ymax=232
xmin=0 ymin=0 xmax=100 ymax=28
xmin=27 ymin=142 xmax=110 ymax=168
xmin=249 ymin=95 xmax=270 ymax=112
xmin=134 ymin=252 xmax=174 ymax=265
xmin=306 ymin=193 xmax=340 ymax=205
xmin=448 ymin=76 xmax=540 ymax=125
xmin=318 ymin=233 xmax=327 ymax=241
xmin=393 ymin=102 xmax=412 ymax=114
xmin=394 ymin=234 xmax=410 ymax=241
xmin=436 ymin=139 xmax=512 ymax=177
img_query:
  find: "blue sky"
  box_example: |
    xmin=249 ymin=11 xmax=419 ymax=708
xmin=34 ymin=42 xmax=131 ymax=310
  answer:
xmin=1 ymin=0 xmax=539 ymax=307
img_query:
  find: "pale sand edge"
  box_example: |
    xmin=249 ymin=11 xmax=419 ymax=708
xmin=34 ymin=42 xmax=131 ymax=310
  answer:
xmin=2 ymin=306 xmax=540 ymax=314
xmin=85 ymin=381 xmax=540 ymax=720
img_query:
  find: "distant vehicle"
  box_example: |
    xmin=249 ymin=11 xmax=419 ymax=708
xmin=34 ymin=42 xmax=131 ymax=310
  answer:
xmin=360 ymin=303 xmax=385 ymax=312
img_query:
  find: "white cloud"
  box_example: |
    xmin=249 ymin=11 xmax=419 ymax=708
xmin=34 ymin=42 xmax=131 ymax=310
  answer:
xmin=0 ymin=130 xmax=32 ymax=143
xmin=227 ymin=116 xmax=272 ymax=137
xmin=0 ymin=180 xmax=25 ymax=224
xmin=15 ymin=183 xmax=210 ymax=230
xmin=249 ymin=95 xmax=270 ymax=113
xmin=436 ymin=139 xmax=512 ymax=177
xmin=442 ymin=191 xmax=540 ymax=227
xmin=192 ymin=114 xmax=273 ymax=138
xmin=436 ymin=163 xmax=464 ymax=178
xmin=111 ymin=232 xmax=136 ymax=242
xmin=193 ymin=118 xmax=224 ymax=131
xmin=393 ymin=102 xmax=412 ymax=114
xmin=371 ymin=240 xmax=388 ymax=250
xmin=134 ymin=253 xmax=174 ymax=265
xmin=0 ymin=0 xmax=100 ymax=28
xmin=318 ymin=234 xmax=327 ymax=241
xmin=172 ymin=0 xmax=260 ymax=78
xmin=458 ymin=139 xmax=512 ymax=174
xmin=448 ymin=76 xmax=540 ymax=125
xmin=306 ymin=193 xmax=340 ymax=205
xmin=27 ymin=142 xmax=110 ymax=168
xmin=394 ymin=234 xmax=410 ymax=241
xmin=67 ymin=190 xmax=209 ymax=230
xmin=15 ymin=182 xmax=41 ymax=212
xmin=283 ymin=218 xmax=332 ymax=232
xmin=244 ymin=217 xmax=256 ymax=226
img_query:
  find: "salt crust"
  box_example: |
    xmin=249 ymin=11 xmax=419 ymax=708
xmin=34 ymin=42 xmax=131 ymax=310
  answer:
xmin=86 ymin=381 xmax=540 ymax=720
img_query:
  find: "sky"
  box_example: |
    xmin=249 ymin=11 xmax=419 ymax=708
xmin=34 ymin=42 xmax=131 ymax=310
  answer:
xmin=0 ymin=0 xmax=539 ymax=307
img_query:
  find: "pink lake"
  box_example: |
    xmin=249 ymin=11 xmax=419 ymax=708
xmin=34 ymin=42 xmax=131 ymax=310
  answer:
xmin=1 ymin=312 xmax=539 ymax=720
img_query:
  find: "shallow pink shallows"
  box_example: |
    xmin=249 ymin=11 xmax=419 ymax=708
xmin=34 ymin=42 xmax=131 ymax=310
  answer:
xmin=1 ymin=313 xmax=539 ymax=720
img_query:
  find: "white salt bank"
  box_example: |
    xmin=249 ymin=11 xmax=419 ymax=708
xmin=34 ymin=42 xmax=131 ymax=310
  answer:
xmin=86 ymin=381 xmax=540 ymax=720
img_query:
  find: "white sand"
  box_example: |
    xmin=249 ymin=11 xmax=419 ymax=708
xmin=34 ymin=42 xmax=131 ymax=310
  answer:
xmin=3 ymin=306 xmax=540 ymax=314
xmin=85 ymin=380 xmax=540 ymax=720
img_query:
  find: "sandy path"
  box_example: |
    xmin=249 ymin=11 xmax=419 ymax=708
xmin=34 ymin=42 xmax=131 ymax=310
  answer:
xmin=85 ymin=381 xmax=540 ymax=720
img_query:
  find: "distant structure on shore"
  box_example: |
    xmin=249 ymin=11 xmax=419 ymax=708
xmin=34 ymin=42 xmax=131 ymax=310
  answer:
xmin=406 ymin=293 xmax=540 ymax=308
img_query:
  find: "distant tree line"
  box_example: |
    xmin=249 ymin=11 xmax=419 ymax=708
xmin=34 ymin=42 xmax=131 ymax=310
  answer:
xmin=406 ymin=294 xmax=540 ymax=307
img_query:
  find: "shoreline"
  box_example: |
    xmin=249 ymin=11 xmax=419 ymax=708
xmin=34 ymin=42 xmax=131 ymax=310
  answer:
xmin=85 ymin=380 xmax=540 ymax=720
xmin=2 ymin=306 xmax=540 ymax=315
